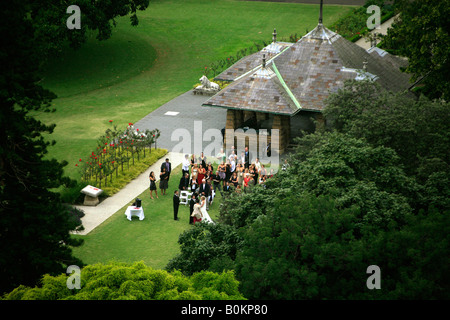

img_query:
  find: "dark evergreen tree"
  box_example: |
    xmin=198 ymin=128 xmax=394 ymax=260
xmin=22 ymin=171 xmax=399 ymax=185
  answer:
xmin=0 ymin=0 xmax=149 ymax=293
xmin=382 ymin=0 xmax=450 ymax=99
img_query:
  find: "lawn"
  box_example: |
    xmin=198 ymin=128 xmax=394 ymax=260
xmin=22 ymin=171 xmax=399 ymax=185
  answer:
xmin=71 ymin=164 xmax=223 ymax=269
xmin=34 ymin=0 xmax=355 ymax=181
xmin=42 ymin=0 xmax=354 ymax=270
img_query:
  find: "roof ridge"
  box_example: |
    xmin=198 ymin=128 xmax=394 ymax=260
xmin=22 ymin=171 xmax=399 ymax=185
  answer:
xmin=271 ymin=62 xmax=302 ymax=112
xmin=234 ymin=46 xmax=291 ymax=82
xmin=302 ymin=23 xmax=340 ymax=44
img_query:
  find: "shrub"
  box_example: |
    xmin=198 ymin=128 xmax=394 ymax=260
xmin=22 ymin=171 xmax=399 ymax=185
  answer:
xmin=2 ymin=261 xmax=246 ymax=300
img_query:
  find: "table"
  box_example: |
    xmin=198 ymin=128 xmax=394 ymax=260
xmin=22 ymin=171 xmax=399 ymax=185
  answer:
xmin=81 ymin=185 xmax=103 ymax=206
xmin=125 ymin=206 xmax=145 ymax=221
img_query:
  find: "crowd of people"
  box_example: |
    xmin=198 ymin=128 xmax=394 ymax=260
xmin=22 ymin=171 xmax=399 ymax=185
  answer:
xmin=149 ymin=149 xmax=278 ymax=198
xmin=149 ymin=147 xmax=288 ymax=223
xmin=187 ymin=147 xmax=278 ymax=198
xmin=148 ymin=148 xmax=289 ymax=224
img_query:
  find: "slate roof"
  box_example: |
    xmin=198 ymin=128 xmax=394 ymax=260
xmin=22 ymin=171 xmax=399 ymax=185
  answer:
xmin=204 ymin=20 xmax=412 ymax=114
xmin=271 ymin=24 xmax=355 ymax=112
xmin=214 ymin=42 xmax=293 ymax=82
xmin=331 ymin=36 xmax=411 ymax=94
xmin=203 ymin=61 xmax=301 ymax=116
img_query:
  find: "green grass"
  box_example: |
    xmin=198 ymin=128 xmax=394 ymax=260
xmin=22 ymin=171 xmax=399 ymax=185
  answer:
xmin=37 ymin=0 xmax=354 ymax=269
xmin=34 ymin=0 xmax=354 ymax=181
xmin=71 ymin=164 xmax=222 ymax=269
xmin=42 ymin=32 xmax=157 ymax=99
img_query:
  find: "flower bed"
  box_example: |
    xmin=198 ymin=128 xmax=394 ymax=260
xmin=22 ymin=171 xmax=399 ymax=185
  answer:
xmin=76 ymin=121 xmax=165 ymax=196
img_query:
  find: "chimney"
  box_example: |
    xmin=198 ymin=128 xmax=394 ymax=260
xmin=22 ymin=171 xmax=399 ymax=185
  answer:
xmin=363 ymin=59 xmax=368 ymax=71
xmin=272 ymin=28 xmax=277 ymax=43
xmin=319 ymin=0 xmax=323 ymax=24
xmin=262 ymin=53 xmax=266 ymax=68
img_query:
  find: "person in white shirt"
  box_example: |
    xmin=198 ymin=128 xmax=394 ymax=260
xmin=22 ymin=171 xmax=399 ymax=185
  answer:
xmin=228 ymin=150 xmax=236 ymax=163
xmin=182 ymin=154 xmax=190 ymax=177
xmin=254 ymin=158 xmax=261 ymax=173
xmin=240 ymin=152 xmax=246 ymax=168
xmin=216 ymin=148 xmax=226 ymax=164
xmin=230 ymin=158 xmax=236 ymax=174
xmin=282 ymin=159 xmax=290 ymax=171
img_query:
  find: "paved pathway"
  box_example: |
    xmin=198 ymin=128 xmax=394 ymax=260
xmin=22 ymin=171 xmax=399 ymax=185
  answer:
xmin=73 ymin=152 xmax=185 ymax=235
xmin=72 ymin=10 xmax=399 ymax=235
xmin=134 ymin=90 xmax=227 ymax=154
xmin=354 ymin=14 xmax=398 ymax=50
xmin=73 ymin=90 xmax=226 ymax=235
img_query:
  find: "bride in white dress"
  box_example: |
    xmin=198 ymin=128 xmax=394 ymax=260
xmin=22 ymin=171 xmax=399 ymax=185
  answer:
xmin=200 ymin=196 xmax=214 ymax=224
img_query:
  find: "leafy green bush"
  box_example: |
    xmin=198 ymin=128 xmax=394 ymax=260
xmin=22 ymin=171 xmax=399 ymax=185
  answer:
xmin=166 ymin=223 xmax=243 ymax=276
xmin=328 ymin=0 xmax=396 ymax=41
xmin=2 ymin=261 xmax=246 ymax=300
xmin=329 ymin=6 xmax=367 ymax=39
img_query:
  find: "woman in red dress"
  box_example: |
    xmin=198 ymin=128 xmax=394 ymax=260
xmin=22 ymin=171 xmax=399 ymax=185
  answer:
xmin=197 ymin=164 xmax=206 ymax=185
xmin=243 ymin=175 xmax=251 ymax=189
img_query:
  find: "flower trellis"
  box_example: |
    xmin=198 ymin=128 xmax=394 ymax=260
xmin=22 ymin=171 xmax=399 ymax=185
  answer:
xmin=77 ymin=121 xmax=161 ymax=188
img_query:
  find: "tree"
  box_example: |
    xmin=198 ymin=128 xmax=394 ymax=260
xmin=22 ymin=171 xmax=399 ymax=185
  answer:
xmin=323 ymin=80 xmax=450 ymax=212
xmin=0 ymin=0 xmax=149 ymax=294
xmin=382 ymin=0 xmax=450 ymax=99
xmin=360 ymin=208 xmax=450 ymax=299
xmin=218 ymin=184 xmax=280 ymax=228
xmin=288 ymin=131 xmax=417 ymax=231
xmin=2 ymin=261 xmax=246 ymax=300
xmin=166 ymin=222 xmax=243 ymax=276
xmin=234 ymin=193 xmax=450 ymax=300
xmin=234 ymin=194 xmax=365 ymax=300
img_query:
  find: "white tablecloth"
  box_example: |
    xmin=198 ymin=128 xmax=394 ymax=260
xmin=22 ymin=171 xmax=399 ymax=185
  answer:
xmin=125 ymin=206 xmax=145 ymax=221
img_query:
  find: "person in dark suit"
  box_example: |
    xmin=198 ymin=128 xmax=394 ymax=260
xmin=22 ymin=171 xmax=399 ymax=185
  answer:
xmin=244 ymin=146 xmax=250 ymax=169
xmin=159 ymin=167 xmax=169 ymax=195
xmin=173 ymin=189 xmax=180 ymax=221
xmin=161 ymin=158 xmax=172 ymax=181
xmin=189 ymin=193 xmax=198 ymax=224
xmin=223 ymin=181 xmax=232 ymax=193
xmin=198 ymin=178 xmax=210 ymax=208
xmin=178 ymin=172 xmax=190 ymax=192
xmin=198 ymin=178 xmax=210 ymax=198
xmin=212 ymin=170 xmax=223 ymax=197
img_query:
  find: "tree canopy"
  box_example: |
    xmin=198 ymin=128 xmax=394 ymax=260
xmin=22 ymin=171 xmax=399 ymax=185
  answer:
xmin=0 ymin=0 xmax=149 ymax=294
xmin=235 ymin=193 xmax=449 ymax=299
xmin=382 ymin=0 xmax=450 ymax=99
xmin=323 ymin=80 xmax=449 ymax=212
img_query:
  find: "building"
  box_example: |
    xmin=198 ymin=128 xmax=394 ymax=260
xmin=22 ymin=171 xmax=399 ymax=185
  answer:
xmin=202 ymin=0 xmax=411 ymax=154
